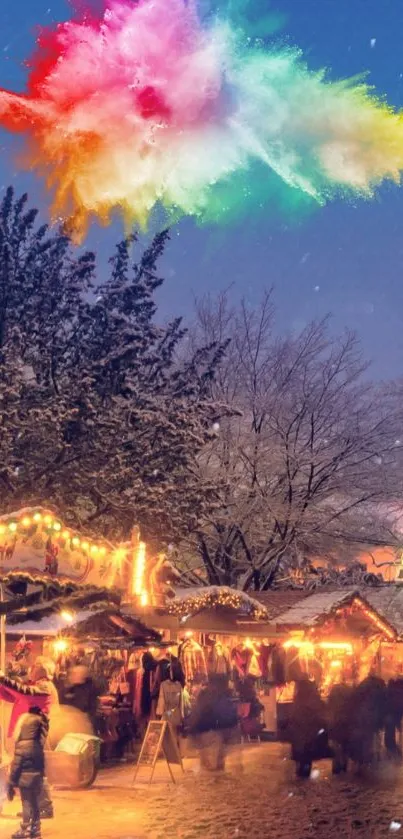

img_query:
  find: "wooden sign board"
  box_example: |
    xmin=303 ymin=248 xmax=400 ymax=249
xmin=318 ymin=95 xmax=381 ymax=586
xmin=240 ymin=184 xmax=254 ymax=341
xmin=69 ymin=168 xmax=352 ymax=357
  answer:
xmin=133 ymin=720 xmax=183 ymax=785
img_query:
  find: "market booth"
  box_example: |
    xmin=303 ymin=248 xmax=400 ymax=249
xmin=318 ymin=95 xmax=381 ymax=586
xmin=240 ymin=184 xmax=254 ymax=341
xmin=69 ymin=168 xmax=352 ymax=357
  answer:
xmin=257 ymin=589 xmax=397 ymax=739
xmin=0 ymin=505 xmax=178 ymax=783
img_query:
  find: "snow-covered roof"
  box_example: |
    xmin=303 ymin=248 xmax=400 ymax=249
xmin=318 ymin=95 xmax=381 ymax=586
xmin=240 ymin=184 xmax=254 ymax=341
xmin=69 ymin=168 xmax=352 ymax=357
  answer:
xmin=169 ymin=586 xmax=268 ymax=620
xmin=271 ymin=589 xmax=359 ymax=627
xmin=6 ymin=609 xmax=99 ymax=636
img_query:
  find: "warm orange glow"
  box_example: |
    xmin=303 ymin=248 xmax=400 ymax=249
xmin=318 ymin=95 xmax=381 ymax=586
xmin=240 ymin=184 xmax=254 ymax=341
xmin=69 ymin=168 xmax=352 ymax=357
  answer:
xmin=81 ymin=541 xmax=89 ymax=551
xmin=132 ymin=540 xmax=146 ymax=598
xmin=140 ymin=591 xmax=149 ymax=606
xmin=53 ymin=521 xmax=61 ymax=531
xmin=33 ymin=512 xmax=42 ymax=522
xmin=90 ymin=545 xmax=99 ymax=554
xmin=44 ymin=514 xmax=53 ymax=525
xmin=53 ymin=639 xmax=68 ymax=654
xmin=62 ymin=530 xmax=70 ymax=540
xmin=61 ymin=610 xmax=74 ymax=623
xmin=21 ymin=516 xmax=31 ymax=527
xmin=0 ymin=524 xmax=6 ymax=535
xmin=330 ymin=659 xmax=342 ymax=668
xmin=283 ymin=639 xmax=315 ymax=655
xmin=318 ymin=641 xmax=353 ymax=652
xmin=72 ymin=537 xmax=80 ymax=547
xmin=8 ymin=522 xmax=17 ymax=532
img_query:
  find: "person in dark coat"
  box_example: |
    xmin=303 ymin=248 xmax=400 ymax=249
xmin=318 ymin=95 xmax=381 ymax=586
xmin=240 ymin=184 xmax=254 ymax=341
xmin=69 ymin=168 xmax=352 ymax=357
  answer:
xmin=327 ymin=683 xmax=354 ymax=774
xmin=289 ymin=678 xmax=327 ymax=778
xmin=348 ymin=674 xmax=386 ymax=768
xmin=384 ymin=678 xmax=403 ymax=760
xmin=61 ymin=665 xmax=99 ymax=728
xmin=188 ymin=674 xmax=238 ymax=771
xmin=7 ymin=706 xmax=48 ymax=839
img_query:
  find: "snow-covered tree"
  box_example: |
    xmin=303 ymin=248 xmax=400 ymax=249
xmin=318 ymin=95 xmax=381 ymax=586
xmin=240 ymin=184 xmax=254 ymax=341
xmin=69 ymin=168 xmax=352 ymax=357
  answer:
xmin=0 ymin=187 xmax=225 ymax=546
xmin=184 ymin=290 xmax=403 ymax=590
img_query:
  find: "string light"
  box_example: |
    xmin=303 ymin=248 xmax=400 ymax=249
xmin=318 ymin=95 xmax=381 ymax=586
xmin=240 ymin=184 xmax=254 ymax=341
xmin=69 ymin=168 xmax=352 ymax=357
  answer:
xmin=166 ymin=588 xmax=268 ymax=621
xmin=60 ymin=610 xmax=74 ymax=623
xmin=352 ymin=598 xmax=396 ymax=640
xmin=0 ymin=508 xmax=115 ymax=569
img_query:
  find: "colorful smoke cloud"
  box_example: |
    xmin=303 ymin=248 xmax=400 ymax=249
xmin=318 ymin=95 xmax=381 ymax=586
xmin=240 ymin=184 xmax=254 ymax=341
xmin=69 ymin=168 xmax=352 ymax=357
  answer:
xmin=1 ymin=0 xmax=403 ymax=241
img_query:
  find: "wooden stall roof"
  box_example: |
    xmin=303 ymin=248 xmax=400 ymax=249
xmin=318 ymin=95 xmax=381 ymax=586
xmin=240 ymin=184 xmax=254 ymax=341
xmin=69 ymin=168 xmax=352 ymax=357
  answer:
xmin=62 ymin=609 xmax=163 ymax=648
xmin=358 ymin=585 xmax=403 ymax=638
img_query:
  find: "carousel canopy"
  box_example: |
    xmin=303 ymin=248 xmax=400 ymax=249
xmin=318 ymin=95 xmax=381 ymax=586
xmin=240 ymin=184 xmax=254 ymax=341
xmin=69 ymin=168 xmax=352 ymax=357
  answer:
xmin=0 ymin=568 xmax=121 ymax=624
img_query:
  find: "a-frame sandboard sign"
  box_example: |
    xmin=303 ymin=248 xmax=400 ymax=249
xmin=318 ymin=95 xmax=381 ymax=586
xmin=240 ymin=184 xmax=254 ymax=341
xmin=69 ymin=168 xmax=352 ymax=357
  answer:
xmin=132 ymin=720 xmax=184 ymax=785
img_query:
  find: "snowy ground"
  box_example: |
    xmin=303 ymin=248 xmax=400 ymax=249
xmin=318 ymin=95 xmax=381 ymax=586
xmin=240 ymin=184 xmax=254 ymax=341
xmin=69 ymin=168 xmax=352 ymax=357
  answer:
xmin=2 ymin=742 xmax=403 ymax=838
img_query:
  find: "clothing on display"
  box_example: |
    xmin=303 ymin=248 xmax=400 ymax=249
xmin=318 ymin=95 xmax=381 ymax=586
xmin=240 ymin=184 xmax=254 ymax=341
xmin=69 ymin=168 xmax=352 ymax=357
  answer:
xmin=179 ymin=638 xmax=207 ymax=683
xmin=156 ymin=678 xmax=184 ymax=730
xmin=208 ymin=642 xmax=231 ymax=676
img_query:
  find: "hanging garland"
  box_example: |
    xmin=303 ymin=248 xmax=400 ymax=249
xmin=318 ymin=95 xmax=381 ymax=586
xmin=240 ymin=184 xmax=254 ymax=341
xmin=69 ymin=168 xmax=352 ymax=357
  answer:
xmin=1 ymin=577 xmax=121 ymax=623
xmin=163 ymin=586 xmax=268 ymax=621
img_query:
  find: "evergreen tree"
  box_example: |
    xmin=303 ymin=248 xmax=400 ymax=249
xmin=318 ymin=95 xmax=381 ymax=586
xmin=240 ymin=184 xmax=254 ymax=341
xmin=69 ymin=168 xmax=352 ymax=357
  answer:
xmin=0 ymin=188 xmax=224 ymax=546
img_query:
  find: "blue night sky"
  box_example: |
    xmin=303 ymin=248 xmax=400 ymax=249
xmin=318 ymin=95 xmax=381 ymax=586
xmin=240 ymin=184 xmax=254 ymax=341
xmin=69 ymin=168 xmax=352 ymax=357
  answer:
xmin=1 ymin=0 xmax=403 ymax=378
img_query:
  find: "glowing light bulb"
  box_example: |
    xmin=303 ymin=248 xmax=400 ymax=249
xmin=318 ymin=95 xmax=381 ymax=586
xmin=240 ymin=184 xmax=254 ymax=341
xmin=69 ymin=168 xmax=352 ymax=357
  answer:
xmin=8 ymin=522 xmax=17 ymax=532
xmin=62 ymin=530 xmax=70 ymax=540
xmin=81 ymin=541 xmax=89 ymax=551
xmin=53 ymin=522 xmax=61 ymax=531
xmin=33 ymin=512 xmax=42 ymax=522
xmin=60 ymin=610 xmax=74 ymax=623
xmin=72 ymin=537 xmax=80 ymax=547
xmin=21 ymin=516 xmax=31 ymax=527
xmin=53 ymin=639 xmax=68 ymax=654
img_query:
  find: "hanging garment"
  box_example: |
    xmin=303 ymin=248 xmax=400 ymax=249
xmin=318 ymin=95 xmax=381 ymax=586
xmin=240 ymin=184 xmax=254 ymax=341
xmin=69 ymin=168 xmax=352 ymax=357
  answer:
xmin=231 ymin=647 xmax=252 ymax=680
xmin=258 ymin=644 xmax=274 ymax=681
xmin=179 ymin=639 xmax=207 ymax=683
xmin=156 ymin=679 xmax=184 ymax=729
xmin=247 ymin=648 xmax=262 ymax=679
xmin=271 ymin=646 xmax=286 ymax=686
xmin=208 ymin=643 xmax=231 ymax=676
xmin=0 ymin=675 xmax=50 ymax=737
xmin=134 ymin=652 xmax=157 ymax=719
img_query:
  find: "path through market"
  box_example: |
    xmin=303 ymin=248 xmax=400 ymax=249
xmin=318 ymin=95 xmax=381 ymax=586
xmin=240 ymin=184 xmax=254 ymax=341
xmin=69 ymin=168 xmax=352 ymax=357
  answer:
xmin=3 ymin=743 xmax=403 ymax=839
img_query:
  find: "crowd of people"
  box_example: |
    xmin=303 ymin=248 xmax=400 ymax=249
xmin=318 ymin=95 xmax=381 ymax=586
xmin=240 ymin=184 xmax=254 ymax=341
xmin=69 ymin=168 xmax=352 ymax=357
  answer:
xmin=289 ymin=673 xmax=403 ymax=778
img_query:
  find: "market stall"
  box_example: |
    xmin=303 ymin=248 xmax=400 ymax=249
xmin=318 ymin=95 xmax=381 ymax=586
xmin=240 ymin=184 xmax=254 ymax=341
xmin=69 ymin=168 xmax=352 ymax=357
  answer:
xmin=265 ymin=589 xmax=397 ymax=739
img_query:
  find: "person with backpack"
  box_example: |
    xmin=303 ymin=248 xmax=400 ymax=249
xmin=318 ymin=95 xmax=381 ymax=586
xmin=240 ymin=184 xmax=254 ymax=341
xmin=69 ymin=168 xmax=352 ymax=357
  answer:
xmin=7 ymin=706 xmax=49 ymax=839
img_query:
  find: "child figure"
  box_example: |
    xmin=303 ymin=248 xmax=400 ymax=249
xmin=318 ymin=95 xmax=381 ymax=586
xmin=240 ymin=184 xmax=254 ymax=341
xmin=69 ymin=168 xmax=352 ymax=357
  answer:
xmin=7 ymin=706 xmax=49 ymax=839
